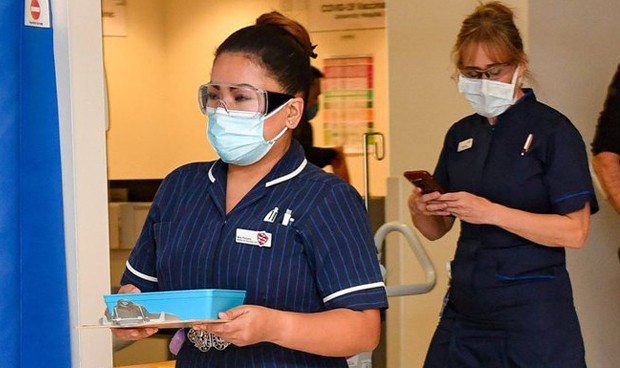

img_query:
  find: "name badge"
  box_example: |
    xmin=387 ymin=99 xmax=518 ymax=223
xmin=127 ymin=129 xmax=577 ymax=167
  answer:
xmin=457 ymin=138 xmax=473 ymax=152
xmin=236 ymin=228 xmax=272 ymax=248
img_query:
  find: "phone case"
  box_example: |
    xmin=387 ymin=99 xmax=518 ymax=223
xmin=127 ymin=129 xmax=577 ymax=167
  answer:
xmin=403 ymin=170 xmax=445 ymax=194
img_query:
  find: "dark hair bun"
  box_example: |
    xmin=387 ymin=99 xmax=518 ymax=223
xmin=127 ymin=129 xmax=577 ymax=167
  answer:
xmin=256 ymin=11 xmax=317 ymax=58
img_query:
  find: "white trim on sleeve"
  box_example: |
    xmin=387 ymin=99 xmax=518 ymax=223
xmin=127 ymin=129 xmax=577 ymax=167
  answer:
xmin=323 ymin=281 xmax=385 ymax=303
xmin=126 ymin=261 xmax=158 ymax=283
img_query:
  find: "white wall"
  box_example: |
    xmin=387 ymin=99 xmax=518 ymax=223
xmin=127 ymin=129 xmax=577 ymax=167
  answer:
xmin=104 ymin=0 xmax=167 ymax=179
xmin=528 ymin=1 xmax=620 ymax=366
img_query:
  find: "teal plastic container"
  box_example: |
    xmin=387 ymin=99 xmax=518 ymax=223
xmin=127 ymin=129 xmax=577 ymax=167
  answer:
xmin=104 ymin=289 xmax=246 ymax=320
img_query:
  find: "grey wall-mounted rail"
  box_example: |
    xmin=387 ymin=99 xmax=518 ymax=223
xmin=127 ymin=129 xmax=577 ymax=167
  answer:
xmin=375 ymin=221 xmax=436 ymax=297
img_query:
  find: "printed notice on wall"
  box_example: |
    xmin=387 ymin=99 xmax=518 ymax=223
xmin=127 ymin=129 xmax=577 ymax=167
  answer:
xmin=24 ymin=0 xmax=50 ymax=28
xmin=309 ymin=0 xmax=385 ymax=32
xmin=102 ymin=0 xmax=127 ymax=37
xmin=322 ymin=56 xmax=375 ymax=154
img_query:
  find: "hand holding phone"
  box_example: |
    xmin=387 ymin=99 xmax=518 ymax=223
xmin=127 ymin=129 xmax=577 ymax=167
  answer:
xmin=404 ymin=170 xmax=445 ymax=194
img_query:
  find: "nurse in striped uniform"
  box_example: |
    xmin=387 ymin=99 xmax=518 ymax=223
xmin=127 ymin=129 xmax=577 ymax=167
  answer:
xmin=112 ymin=11 xmax=388 ymax=367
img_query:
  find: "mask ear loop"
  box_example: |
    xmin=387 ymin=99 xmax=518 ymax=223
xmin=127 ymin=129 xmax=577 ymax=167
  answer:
xmin=263 ymin=99 xmax=294 ymax=145
xmin=266 ymin=125 xmax=289 ymax=145
xmin=510 ymin=65 xmax=521 ymax=85
xmin=510 ymin=65 xmax=521 ymax=103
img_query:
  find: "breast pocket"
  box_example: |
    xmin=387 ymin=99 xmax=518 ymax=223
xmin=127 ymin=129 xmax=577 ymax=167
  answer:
xmin=495 ymin=151 xmax=548 ymax=210
xmin=233 ymin=223 xmax=310 ymax=308
xmin=512 ymin=148 xmax=545 ymax=184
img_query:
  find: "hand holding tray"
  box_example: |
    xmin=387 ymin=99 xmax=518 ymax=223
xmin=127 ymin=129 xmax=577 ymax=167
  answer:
xmin=82 ymin=289 xmax=246 ymax=329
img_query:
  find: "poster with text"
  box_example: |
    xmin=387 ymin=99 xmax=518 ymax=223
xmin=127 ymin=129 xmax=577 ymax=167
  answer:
xmin=323 ymin=56 xmax=374 ymax=154
xmin=308 ymin=0 xmax=385 ymax=32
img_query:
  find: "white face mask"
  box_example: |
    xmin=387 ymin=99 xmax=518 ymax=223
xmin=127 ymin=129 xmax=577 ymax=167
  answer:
xmin=458 ymin=66 xmax=520 ymax=118
xmin=206 ymin=103 xmax=289 ymax=166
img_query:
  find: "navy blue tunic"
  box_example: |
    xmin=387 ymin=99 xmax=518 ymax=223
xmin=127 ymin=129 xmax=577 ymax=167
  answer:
xmin=425 ymin=90 xmax=598 ymax=368
xmin=121 ymin=140 xmax=388 ymax=367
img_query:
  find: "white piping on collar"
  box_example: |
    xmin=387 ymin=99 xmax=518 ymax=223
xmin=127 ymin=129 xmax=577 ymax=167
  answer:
xmin=208 ymin=159 xmax=306 ymax=187
xmin=208 ymin=162 xmax=217 ymax=183
xmin=265 ymin=158 xmax=307 ymax=187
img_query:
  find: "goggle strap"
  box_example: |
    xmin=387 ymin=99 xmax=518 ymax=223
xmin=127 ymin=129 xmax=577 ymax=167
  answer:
xmin=266 ymin=91 xmax=295 ymax=115
xmin=263 ymin=99 xmax=292 ymax=119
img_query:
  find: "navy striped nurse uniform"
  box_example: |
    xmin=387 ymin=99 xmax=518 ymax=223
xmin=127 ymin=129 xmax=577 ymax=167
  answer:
xmin=424 ymin=89 xmax=598 ymax=368
xmin=121 ymin=140 xmax=388 ymax=367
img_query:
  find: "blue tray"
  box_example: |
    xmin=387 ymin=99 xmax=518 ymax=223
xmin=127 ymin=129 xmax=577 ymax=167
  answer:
xmin=104 ymin=289 xmax=246 ymax=320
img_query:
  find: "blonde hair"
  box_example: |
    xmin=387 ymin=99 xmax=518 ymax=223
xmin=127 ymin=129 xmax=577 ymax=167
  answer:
xmin=453 ymin=1 xmax=527 ymax=70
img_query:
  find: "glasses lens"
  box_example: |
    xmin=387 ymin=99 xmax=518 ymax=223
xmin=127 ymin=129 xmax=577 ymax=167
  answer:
xmin=486 ymin=64 xmax=509 ymax=79
xmin=460 ymin=64 xmax=511 ymax=80
xmin=461 ymin=68 xmax=483 ymax=79
xmin=199 ymin=83 xmax=264 ymax=116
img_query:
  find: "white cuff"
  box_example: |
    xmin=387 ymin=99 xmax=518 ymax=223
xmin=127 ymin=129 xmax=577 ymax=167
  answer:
xmin=323 ymin=281 xmax=385 ymax=303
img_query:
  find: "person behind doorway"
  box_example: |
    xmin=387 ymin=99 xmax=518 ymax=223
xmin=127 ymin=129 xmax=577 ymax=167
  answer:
xmin=592 ymin=63 xmax=620 ymax=262
xmin=592 ymin=63 xmax=620 ymax=214
xmin=407 ymin=2 xmax=598 ymax=367
xmin=110 ymin=11 xmax=387 ymax=367
xmin=293 ymin=66 xmax=350 ymax=182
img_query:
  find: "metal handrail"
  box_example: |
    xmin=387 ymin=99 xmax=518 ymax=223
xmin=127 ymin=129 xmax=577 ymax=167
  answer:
xmin=375 ymin=221 xmax=436 ymax=297
xmin=362 ymin=132 xmax=385 ymax=210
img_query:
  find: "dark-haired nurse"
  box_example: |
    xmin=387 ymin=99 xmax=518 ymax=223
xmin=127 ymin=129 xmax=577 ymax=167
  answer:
xmin=408 ymin=2 xmax=598 ymax=368
xmin=111 ymin=11 xmax=387 ymax=368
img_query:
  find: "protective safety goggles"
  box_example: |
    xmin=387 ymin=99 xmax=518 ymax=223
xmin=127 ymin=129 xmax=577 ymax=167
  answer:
xmin=198 ymin=83 xmax=294 ymax=118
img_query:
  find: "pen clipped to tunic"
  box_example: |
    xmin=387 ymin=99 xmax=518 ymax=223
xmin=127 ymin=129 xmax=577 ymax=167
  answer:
xmin=521 ymin=133 xmax=534 ymax=156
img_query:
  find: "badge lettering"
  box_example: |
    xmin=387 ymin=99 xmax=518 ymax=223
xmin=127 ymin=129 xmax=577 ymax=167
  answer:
xmin=457 ymin=138 xmax=473 ymax=152
xmin=236 ymin=229 xmax=272 ymax=248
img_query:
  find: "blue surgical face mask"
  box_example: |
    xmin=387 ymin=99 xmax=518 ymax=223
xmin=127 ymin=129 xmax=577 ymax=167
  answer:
xmin=305 ymin=104 xmax=319 ymax=121
xmin=206 ymin=103 xmax=290 ymax=166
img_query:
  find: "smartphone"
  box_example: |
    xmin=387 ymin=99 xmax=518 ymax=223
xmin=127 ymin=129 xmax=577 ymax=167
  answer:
xmin=403 ymin=170 xmax=445 ymax=194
